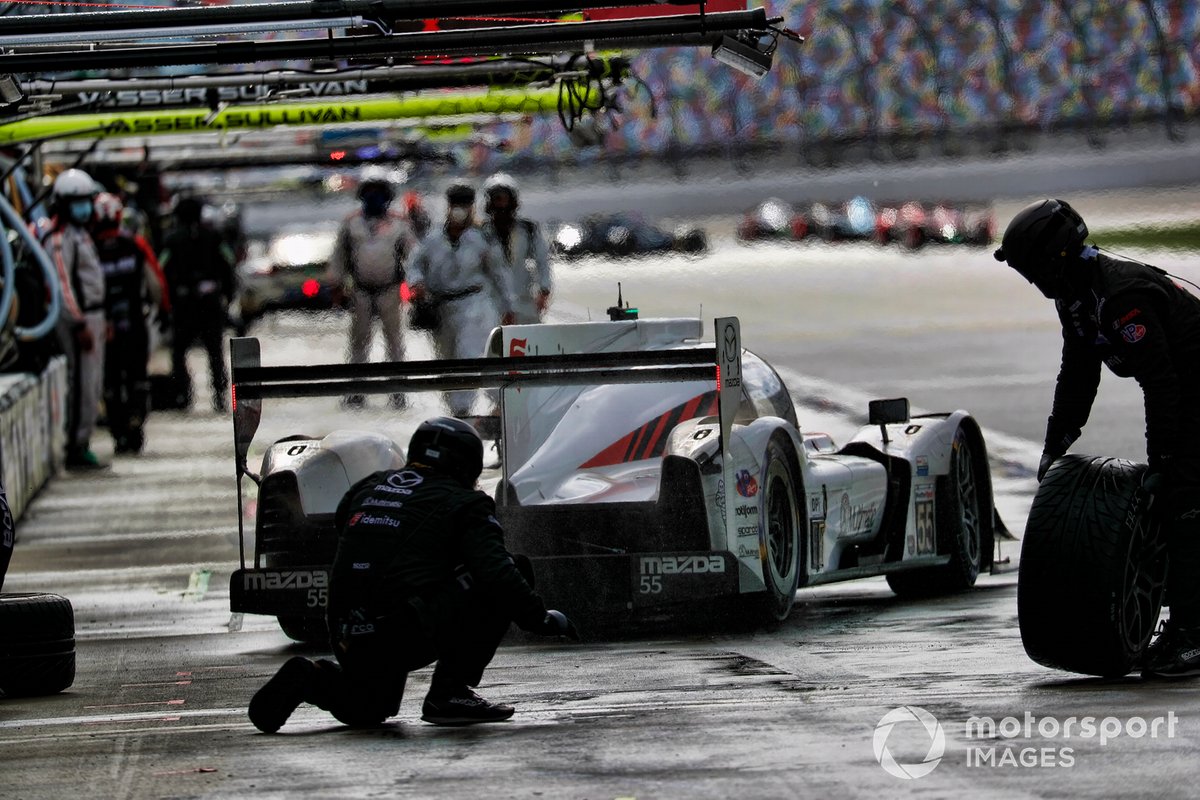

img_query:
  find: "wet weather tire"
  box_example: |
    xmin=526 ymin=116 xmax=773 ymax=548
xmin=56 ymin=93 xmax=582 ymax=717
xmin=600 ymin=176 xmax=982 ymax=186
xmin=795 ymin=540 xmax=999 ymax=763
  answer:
xmin=755 ymin=437 xmax=802 ymax=622
xmin=1017 ymin=455 xmax=1165 ymax=678
xmin=888 ymin=426 xmax=987 ymax=596
xmin=0 ymin=593 xmax=76 ymax=698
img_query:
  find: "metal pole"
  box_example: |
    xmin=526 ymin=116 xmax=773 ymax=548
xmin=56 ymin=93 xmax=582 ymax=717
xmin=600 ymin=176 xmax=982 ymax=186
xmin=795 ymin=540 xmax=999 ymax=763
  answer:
xmin=0 ymin=10 xmax=766 ymax=72
xmin=0 ymin=0 xmax=689 ymax=35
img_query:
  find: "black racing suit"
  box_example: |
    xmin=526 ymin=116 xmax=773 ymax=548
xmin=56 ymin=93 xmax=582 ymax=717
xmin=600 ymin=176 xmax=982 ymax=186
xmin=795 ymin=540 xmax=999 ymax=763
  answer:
xmin=160 ymin=223 xmax=234 ymax=411
xmin=304 ymin=465 xmax=547 ymax=726
xmin=94 ymin=227 xmax=167 ymax=452
xmin=1046 ymin=250 xmax=1200 ymax=625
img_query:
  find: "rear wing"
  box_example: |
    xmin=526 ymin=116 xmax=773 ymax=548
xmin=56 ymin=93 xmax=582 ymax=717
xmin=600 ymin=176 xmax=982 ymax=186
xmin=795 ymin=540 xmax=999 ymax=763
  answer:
xmin=228 ymin=317 xmax=742 ymax=566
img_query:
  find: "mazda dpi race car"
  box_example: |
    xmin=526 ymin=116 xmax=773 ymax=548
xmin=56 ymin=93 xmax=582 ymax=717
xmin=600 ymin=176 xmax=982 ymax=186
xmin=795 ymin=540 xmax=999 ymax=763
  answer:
xmin=228 ymin=313 xmax=997 ymax=640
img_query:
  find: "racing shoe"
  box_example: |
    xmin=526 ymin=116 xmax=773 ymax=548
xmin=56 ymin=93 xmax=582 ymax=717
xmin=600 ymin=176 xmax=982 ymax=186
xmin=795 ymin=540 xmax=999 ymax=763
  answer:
xmin=249 ymin=657 xmax=316 ymax=733
xmin=1142 ymin=621 xmax=1200 ymax=679
xmin=421 ymin=688 xmax=515 ymax=726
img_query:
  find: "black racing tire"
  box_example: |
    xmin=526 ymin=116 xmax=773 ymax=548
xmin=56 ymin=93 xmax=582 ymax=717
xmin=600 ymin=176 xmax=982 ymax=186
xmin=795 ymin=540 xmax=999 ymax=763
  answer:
xmin=754 ymin=436 xmax=803 ymax=622
xmin=888 ymin=426 xmax=987 ymax=596
xmin=277 ymin=615 xmax=330 ymax=646
xmin=0 ymin=593 xmax=76 ymax=698
xmin=1017 ymin=455 xmax=1165 ymax=678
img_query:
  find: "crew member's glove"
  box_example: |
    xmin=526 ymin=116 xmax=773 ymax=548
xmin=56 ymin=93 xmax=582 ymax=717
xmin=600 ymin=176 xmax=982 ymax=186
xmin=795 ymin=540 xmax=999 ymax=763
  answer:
xmin=538 ymin=609 xmax=581 ymax=641
xmin=1141 ymin=454 xmax=1174 ymax=507
xmin=1036 ymin=451 xmax=1059 ymax=483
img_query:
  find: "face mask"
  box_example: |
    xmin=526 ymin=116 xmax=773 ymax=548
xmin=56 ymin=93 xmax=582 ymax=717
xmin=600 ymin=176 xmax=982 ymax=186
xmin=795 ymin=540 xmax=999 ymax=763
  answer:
xmin=448 ymin=206 xmax=471 ymax=225
xmin=68 ymin=199 xmax=93 ymax=226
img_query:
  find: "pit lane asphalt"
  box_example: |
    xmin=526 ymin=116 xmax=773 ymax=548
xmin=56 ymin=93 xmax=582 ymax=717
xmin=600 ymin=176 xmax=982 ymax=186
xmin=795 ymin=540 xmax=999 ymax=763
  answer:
xmin=5 ymin=228 xmax=1197 ymax=799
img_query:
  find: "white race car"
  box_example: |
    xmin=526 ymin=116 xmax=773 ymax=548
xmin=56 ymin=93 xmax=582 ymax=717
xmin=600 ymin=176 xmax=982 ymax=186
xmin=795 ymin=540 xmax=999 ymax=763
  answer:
xmin=228 ymin=307 xmax=998 ymax=639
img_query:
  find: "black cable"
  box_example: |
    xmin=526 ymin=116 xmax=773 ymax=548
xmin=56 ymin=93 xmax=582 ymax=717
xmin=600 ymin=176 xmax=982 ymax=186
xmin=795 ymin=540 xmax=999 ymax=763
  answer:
xmin=1096 ymin=245 xmax=1200 ymax=295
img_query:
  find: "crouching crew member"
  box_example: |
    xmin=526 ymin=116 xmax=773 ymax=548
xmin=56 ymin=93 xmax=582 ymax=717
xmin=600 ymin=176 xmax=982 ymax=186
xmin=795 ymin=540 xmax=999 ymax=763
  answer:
xmin=249 ymin=416 xmax=579 ymax=732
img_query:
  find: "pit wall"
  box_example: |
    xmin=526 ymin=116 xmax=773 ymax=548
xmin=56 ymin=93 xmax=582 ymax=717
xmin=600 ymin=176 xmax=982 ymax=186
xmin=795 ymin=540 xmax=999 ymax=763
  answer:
xmin=0 ymin=356 xmax=67 ymax=521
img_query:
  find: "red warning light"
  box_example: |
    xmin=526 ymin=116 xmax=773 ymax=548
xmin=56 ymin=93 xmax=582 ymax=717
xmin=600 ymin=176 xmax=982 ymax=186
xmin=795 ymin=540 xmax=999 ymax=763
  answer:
xmin=302 ymin=279 xmax=321 ymax=298
xmin=330 ymin=150 xmax=346 ymax=161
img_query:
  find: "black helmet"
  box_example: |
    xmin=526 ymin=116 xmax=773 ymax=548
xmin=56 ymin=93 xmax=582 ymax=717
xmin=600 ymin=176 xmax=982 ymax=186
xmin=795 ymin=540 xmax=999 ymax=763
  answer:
xmin=994 ymin=199 xmax=1089 ymax=284
xmin=407 ymin=416 xmax=484 ymax=487
xmin=445 ymin=179 xmax=476 ymax=206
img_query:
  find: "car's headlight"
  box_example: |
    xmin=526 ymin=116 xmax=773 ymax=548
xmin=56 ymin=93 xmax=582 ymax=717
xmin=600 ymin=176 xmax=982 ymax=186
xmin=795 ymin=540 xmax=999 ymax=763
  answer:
xmin=556 ymin=225 xmax=583 ymax=249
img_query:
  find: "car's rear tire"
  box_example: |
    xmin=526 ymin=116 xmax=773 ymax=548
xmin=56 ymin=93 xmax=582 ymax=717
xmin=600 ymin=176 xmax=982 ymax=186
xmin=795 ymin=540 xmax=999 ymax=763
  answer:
xmin=278 ymin=615 xmax=329 ymax=646
xmin=888 ymin=426 xmax=986 ymax=596
xmin=0 ymin=593 xmax=76 ymax=697
xmin=754 ymin=436 xmax=802 ymax=622
xmin=1017 ymin=455 xmax=1165 ymax=677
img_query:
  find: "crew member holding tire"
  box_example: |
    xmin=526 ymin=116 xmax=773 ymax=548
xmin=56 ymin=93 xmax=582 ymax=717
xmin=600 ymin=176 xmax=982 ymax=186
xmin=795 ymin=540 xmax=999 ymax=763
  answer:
xmin=996 ymin=198 xmax=1200 ymax=678
xmin=248 ymin=416 xmax=579 ymax=733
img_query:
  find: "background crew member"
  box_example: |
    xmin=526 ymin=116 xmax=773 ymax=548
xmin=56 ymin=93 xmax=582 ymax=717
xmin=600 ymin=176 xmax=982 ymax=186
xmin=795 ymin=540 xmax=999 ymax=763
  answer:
xmin=90 ymin=192 xmax=170 ymax=454
xmin=159 ymin=195 xmax=236 ymax=413
xmin=996 ymin=198 xmax=1200 ymax=679
xmin=480 ymin=173 xmax=552 ymax=324
xmin=45 ymin=168 xmax=107 ymax=469
xmin=406 ymin=181 xmax=515 ymax=416
xmin=326 ymin=166 xmax=417 ymax=409
xmin=248 ymin=416 xmax=579 ymax=732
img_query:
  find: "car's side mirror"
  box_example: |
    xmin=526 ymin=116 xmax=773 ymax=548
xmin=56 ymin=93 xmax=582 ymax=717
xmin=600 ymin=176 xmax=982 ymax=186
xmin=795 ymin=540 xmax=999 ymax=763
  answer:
xmin=868 ymin=397 xmax=910 ymax=425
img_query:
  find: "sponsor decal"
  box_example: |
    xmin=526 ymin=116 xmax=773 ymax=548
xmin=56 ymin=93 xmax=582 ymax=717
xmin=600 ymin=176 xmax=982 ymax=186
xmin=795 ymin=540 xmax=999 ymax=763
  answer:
xmin=385 ymin=470 xmax=423 ymax=490
xmin=639 ymin=555 xmax=726 ymax=575
xmin=735 ymin=469 xmax=759 ymax=497
xmin=362 ymin=497 xmax=405 ymax=509
xmin=915 ymin=483 xmax=935 ymax=502
xmin=352 ymin=562 xmax=371 ymax=570
xmin=736 ymin=544 xmax=761 ymax=559
xmin=509 ymin=337 xmax=527 ymax=357
xmin=736 ymin=525 xmax=759 ymax=537
xmin=349 ymin=512 xmax=401 ymax=528
xmin=838 ymin=493 xmax=879 ymax=537
xmin=721 ymin=324 xmax=741 ymax=388
xmin=735 ymin=505 xmax=758 ymax=518
xmin=905 ymin=425 xmax=922 ymax=436
xmin=916 ymin=456 xmax=929 ymax=477
xmin=692 ymin=427 xmax=713 ymax=441
xmin=1113 ymin=308 xmax=1142 ymax=328
xmin=242 ymin=570 xmax=328 ymax=591
xmin=810 ymin=520 xmax=825 ymax=571
xmin=809 ymin=490 xmax=826 ymax=518
xmin=1121 ymin=323 xmax=1146 ymax=343
xmin=76 ymin=81 xmax=369 ymax=108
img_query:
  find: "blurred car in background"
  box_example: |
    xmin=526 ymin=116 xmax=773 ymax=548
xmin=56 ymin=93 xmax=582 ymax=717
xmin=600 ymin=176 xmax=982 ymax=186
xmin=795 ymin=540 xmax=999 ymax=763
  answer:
xmin=875 ymin=201 xmax=930 ymax=249
xmin=876 ymin=201 xmax=994 ymax=249
xmin=808 ymin=195 xmax=878 ymax=242
xmin=551 ymin=213 xmax=707 ymax=259
xmin=926 ymin=203 xmax=994 ymax=246
xmin=736 ymin=197 xmax=810 ymax=243
xmin=235 ymin=222 xmax=340 ymax=332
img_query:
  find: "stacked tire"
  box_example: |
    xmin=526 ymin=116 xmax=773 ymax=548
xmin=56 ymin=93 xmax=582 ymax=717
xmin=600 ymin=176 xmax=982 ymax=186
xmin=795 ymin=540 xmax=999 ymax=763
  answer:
xmin=1018 ymin=455 xmax=1167 ymax=678
xmin=0 ymin=593 xmax=76 ymax=697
